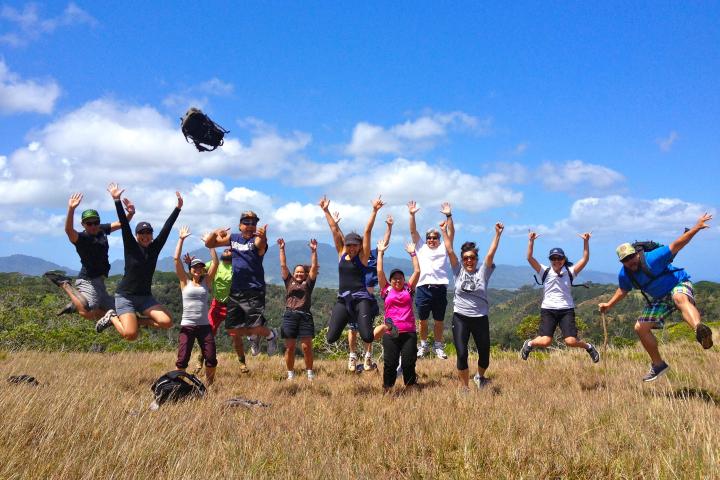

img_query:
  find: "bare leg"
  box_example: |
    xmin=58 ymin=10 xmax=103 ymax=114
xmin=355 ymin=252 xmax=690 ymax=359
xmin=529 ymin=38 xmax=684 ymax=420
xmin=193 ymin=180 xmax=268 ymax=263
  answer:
xmin=563 ymin=337 xmax=589 ymax=349
xmin=634 ymin=321 xmax=663 ymax=365
xmin=114 ymin=313 xmax=139 ymax=341
xmin=140 ymin=305 xmax=173 ymax=329
xmin=433 ymin=320 xmax=444 ymax=344
xmin=285 ymin=339 xmax=297 ymax=371
xmin=530 ymin=336 xmax=553 ymax=348
xmin=457 ymin=368 xmax=470 ymax=388
xmin=230 ymin=333 xmax=246 ymax=360
xmin=59 ymin=284 xmax=101 ymax=320
xmin=673 ymin=293 xmax=701 ymax=329
xmin=205 ymin=367 xmax=216 ymax=386
xmin=418 ymin=319 xmax=429 ymax=342
xmin=300 ymin=338 xmax=313 ymax=371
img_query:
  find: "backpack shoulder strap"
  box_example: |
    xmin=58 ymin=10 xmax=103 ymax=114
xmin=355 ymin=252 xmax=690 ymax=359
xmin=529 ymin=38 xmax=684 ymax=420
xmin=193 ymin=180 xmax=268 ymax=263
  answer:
xmin=533 ymin=267 xmax=551 ymax=286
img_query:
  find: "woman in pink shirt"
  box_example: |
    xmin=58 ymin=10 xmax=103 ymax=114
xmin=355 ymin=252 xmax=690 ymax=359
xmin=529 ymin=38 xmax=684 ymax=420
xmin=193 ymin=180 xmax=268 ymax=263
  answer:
xmin=376 ymin=239 xmax=421 ymax=390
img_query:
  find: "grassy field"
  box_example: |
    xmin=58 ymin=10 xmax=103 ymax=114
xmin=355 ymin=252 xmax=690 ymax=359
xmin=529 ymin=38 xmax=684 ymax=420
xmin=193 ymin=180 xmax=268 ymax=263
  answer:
xmin=1 ymin=341 xmax=719 ymax=479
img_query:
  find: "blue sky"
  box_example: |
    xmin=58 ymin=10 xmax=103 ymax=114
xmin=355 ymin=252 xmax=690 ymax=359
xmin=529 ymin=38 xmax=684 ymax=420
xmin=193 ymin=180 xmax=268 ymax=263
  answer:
xmin=1 ymin=1 xmax=718 ymax=279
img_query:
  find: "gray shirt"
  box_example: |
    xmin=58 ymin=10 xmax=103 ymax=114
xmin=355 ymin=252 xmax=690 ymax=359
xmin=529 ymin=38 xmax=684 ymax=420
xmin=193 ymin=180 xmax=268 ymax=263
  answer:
xmin=452 ymin=262 xmax=495 ymax=317
xmin=181 ymin=282 xmax=209 ymax=326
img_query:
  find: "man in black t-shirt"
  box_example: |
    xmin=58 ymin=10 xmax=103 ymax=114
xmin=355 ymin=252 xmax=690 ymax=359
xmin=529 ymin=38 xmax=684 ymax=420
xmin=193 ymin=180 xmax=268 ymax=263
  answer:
xmin=44 ymin=192 xmax=135 ymax=328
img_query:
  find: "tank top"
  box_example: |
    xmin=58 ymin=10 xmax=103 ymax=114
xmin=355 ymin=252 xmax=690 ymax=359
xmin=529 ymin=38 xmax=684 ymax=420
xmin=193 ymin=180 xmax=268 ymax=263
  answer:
xmin=181 ymin=282 xmax=209 ymax=326
xmin=338 ymin=255 xmax=366 ymax=293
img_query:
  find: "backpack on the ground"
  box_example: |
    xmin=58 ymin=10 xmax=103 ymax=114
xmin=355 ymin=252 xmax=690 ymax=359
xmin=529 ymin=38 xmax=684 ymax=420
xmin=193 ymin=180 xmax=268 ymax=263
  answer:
xmin=150 ymin=370 xmax=206 ymax=408
xmin=180 ymin=108 xmax=229 ymax=152
xmin=533 ymin=263 xmax=589 ymax=289
xmin=625 ymin=240 xmax=683 ymax=306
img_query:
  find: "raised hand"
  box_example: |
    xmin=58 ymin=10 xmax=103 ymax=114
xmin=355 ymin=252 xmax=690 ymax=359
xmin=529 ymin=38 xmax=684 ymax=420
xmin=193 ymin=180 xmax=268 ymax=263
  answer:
xmin=578 ymin=232 xmax=592 ymax=241
xmin=694 ymin=213 xmax=713 ymax=230
xmin=68 ymin=193 xmax=83 ymax=209
xmin=216 ymin=227 xmax=231 ymax=242
xmin=332 ymin=211 xmax=342 ymax=224
xmin=405 ymin=242 xmax=416 ymax=255
xmin=309 ymin=238 xmax=318 ymax=251
xmin=122 ymin=197 xmax=135 ymax=216
xmin=385 ymin=215 xmax=394 ymax=226
xmin=372 ymin=195 xmax=385 ymax=212
xmin=277 ymin=238 xmax=285 ymax=249
xmin=439 ymin=220 xmax=447 ymax=231
xmin=376 ymin=239 xmax=389 ymax=252
xmin=318 ymin=195 xmax=330 ymax=211
xmin=528 ymin=231 xmax=540 ymax=242
xmin=107 ymin=182 xmax=124 ymax=200
xmin=179 ymin=225 xmax=191 ymax=239
xmin=256 ymin=224 xmax=268 ymax=239
xmin=175 ymin=191 xmax=183 ymax=209
xmin=440 ymin=202 xmax=452 ymax=216
xmin=495 ymin=222 xmax=505 ymax=235
xmin=183 ymin=253 xmax=194 ymax=265
xmin=407 ymin=200 xmax=420 ymax=215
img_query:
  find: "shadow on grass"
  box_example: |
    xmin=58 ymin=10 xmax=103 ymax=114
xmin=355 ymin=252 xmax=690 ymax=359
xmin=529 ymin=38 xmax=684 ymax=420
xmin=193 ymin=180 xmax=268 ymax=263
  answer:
xmin=667 ymin=387 xmax=719 ymax=405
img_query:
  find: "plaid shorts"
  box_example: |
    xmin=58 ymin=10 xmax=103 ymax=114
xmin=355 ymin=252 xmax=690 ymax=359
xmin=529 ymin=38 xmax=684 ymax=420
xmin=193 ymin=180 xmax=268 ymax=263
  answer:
xmin=637 ymin=281 xmax=695 ymax=328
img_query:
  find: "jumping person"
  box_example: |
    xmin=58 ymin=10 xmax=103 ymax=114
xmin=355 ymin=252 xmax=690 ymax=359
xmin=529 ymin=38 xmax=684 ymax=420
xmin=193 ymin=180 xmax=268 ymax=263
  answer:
xmin=98 ymin=183 xmax=182 ymax=340
xmin=320 ymin=195 xmax=384 ymax=364
xmin=599 ymin=213 xmax=715 ymax=382
xmin=173 ymin=226 xmax=219 ymax=385
xmin=278 ymin=238 xmax=319 ymax=381
xmin=408 ymin=200 xmax=453 ymax=359
xmin=203 ymin=211 xmax=278 ymax=365
xmin=44 ymin=192 xmax=135 ymax=322
xmin=520 ymin=232 xmax=600 ymax=363
xmin=442 ymin=221 xmax=504 ymax=390
xmin=376 ymin=239 xmax=421 ymax=391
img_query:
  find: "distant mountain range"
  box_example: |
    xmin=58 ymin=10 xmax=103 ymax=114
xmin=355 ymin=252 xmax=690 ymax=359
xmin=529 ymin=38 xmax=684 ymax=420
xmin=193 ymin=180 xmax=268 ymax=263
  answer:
xmin=0 ymin=241 xmax=618 ymax=289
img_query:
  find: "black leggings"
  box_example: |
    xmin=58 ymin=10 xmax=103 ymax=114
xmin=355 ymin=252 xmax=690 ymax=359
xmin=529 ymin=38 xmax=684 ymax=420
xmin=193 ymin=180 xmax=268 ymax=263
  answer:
xmin=382 ymin=332 xmax=417 ymax=388
xmin=327 ymin=298 xmax=376 ymax=344
xmin=451 ymin=313 xmax=490 ymax=371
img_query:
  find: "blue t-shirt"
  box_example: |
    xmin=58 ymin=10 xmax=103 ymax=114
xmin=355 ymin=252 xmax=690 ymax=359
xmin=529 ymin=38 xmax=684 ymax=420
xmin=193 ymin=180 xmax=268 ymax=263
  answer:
xmin=230 ymin=233 xmax=265 ymax=291
xmin=617 ymin=245 xmax=689 ymax=299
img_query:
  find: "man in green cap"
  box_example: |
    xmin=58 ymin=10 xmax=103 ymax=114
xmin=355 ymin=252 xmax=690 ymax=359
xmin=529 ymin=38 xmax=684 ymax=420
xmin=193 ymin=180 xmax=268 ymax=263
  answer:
xmin=44 ymin=192 xmax=135 ymax=328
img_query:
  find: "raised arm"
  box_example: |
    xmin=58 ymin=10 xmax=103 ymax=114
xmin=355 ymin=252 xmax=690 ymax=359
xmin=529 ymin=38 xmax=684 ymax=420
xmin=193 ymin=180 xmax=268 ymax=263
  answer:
xmin=64 ymin=193 xmax=82 ymax=244
xmin=153 ymin=192 xmax=183 ymax=250
xmin=360 ymin=196 xmax=385 ymax=264
xmin=383 ymin=215 xmax=393 ymax=245
xmin=204 ymin=227 xmax=231 ymax=248
xmin=440 ymin=202 xmax=454 ymax=242
xmin=174 ymin=226 xmax=190 ymax=286
xmin=484 ymin=222 xmax=504 ymax=268
xmin=405 ymin=241 xmax=421 ymax=289
xmin=110 ymin=198 xmax=135 ymax=232
xmin=573 ymin=232 xmax=591 ymax=275
xmin=308 ymin=238 xmax=319 ymax=281
xmin=277 ymin=238 xmax=289 ymax=280
xmin=205 ymin=244 xmax=219 ymax=288
xmin=108 ymin=182 xmax=135 ymax=247
xmin=669 ymin=213 xmax=713 ymax=256
xmin=376 ymin=239 xmax=389 ymax=290
xmin=319 ymin=195 xmax=344 ymax=254
xmin=526 ymin=231 xmax=542 ymax=273
xmin=408 ymin=200 xmax=421 ymax=244
xmin=440 ymin=221 xmax=458 ymax=269
xmin=254 ymin=224 xmax=269 ymax=256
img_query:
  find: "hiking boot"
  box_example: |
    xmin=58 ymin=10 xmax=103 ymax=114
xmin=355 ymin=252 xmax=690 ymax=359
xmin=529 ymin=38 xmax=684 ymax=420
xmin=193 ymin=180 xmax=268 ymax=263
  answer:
xmin=238 ymin=356 xmax=250 ymax=374
xmin=642 ymin=361 xmax=670 ymax=382
xmin=433 ymin=343 xmax=448 ymax=359
xmin=363 ymin=354 xmax=373 ymax=371
xmin=57 ymin=302 xmax=76 ymax=316
xmin=520 ymin=339 xmax=533 ymax=360
xmin=43 ymin=271 xmax=72 ymax=287
xmin=586 ymin=343 xmax=600 ymax=363
xmin=385 ymin=318 xmax=399 ymax=338
xmin=473 ymin=374 xmax=489 ymax=389
xmin=417 ymin=342 xmax=428 ymax=358
xmin=348 ymin=354 xmax=358 ymax=371
xmin=249 ymin=335 xmax=260 ymax=356
xmin=696 ymin=324 xmax=713 ymax=350
xmin=95 ymin=309 xmax=117 ymax=333
xmin=266 ymin=329 xmax=278 ymax=356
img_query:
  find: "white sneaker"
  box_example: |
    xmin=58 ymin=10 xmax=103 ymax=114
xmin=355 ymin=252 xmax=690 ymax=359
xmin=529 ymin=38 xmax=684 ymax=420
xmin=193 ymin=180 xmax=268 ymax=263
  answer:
xmin=249 ymin=335 xmax=260 ymax=356
xmin=348 ymin=354 xmax=358 ymax=371
xmin=266 ymin=329 xmax=278 ymax=356
xmin=417 ymin=343 xmax=428 ymax=358
xmin=307 ymin=370 xmax=315 ymax=381
xmin=363 ymin=354 xmax=373 ymax=370
xmin=286 ymin=371 xmax=295 ymax=381
xmin=434 ymin=343 xmax=448 ymax=360
xmin=95 ymin=309 xmax=116 ymax=333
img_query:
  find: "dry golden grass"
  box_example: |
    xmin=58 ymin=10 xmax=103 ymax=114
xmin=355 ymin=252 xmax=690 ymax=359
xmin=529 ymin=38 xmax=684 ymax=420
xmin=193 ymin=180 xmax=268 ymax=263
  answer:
xmin=1 ymin=342 xmax=719 ymax=479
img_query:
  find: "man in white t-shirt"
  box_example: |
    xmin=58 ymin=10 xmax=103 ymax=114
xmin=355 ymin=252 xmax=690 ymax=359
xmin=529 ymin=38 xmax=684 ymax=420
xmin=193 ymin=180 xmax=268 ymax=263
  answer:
xmin=408 ymin=200 xmax=453 ymax=359
xmin=520 ymin=232 xmax=600 ymax=363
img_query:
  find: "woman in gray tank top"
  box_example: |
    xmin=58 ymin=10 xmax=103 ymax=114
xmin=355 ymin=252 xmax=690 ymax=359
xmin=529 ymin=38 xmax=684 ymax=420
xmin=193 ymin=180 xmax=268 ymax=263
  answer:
xmin=174 ymin=226 xmax=219 ymax=385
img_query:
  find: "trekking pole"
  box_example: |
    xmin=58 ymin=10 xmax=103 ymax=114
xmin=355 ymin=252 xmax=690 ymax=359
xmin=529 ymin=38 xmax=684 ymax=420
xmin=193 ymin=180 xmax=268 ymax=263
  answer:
xmin=601 ymin=312 xmax=609 ymax=354
xmin=601 ymin=311 xmax=612 ymax=405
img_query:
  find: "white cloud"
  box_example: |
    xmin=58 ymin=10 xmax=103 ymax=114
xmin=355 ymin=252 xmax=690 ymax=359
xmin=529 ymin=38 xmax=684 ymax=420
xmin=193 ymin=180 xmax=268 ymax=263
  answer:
xmin=657 ymin=131 xmax=679 ymax=152
xmin=0 ymin=60 xmax=61 ymax=114
xmin=512 ymin=143 xmax=528 ymax=155
xmin=0 ymin=2 xmax=97 ymax=47
xmin=539 ymin=160 xmax=625 ymax=193
xmin=162 ymin=77 xmax=234 ymax=109
xmin=345 ymin=111 xmax=492 ymax=157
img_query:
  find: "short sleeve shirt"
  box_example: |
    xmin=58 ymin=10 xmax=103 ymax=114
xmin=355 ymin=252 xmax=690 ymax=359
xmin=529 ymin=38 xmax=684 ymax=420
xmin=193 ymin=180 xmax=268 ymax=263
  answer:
xmin=381 ymin=283 xmax=416 ymax=333
xmin=452 ymin=262 xmax=495 ymax=317
xmin=230 ymin=233 xmax=265 ymax=291
xmin=284 ymin=275 xmax=316 ymax=312
xmin=539 ymin=264 xmax=577 ymax=310
xmin=617 ymin=246 xmax=689 ymax=299
xmin=212 ymin=261 xmax=233 ymax=303
xmin=415 ymin=240 xmax=450 ymax=286
xmin=74 ymin=223 xmax=112 ymax=279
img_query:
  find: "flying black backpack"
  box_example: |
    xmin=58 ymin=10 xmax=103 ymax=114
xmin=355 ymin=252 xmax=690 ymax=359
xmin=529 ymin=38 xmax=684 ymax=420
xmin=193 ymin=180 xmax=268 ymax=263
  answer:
xmin=150 ymin=370 xmax=206 ymax=408
xmin=533 ymin=263 xmax=589 ymax=289
xmin=625 ymin=240 xmax=683 ymax=305
xmin=180 ymin=108 xmax=229 ymax=152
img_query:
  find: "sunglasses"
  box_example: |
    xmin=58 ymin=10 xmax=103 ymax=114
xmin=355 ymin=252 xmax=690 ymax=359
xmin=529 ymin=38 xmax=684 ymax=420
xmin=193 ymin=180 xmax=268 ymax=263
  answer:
xmin=462 ymin=255 xmax=477 ymax=261
xmin=426 ymin=236 xmax=440 ymax=240
xmin=137 ymin=229 xmax=153 ymax=235
xmin=621 ymin=253 xmax=638 ymax=263
xmin=84 ymin=220 xmax=100 ymax=226
xmin=550 ymin=256 xmax=564 ymax=261
xmin=240 ymin=219 xmax=258 ymax=226
xmin=221 ymin=256 xmax=232 ymax=262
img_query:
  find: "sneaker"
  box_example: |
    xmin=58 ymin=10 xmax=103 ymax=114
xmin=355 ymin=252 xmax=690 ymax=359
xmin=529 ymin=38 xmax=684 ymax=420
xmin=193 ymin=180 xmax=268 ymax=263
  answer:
xmin=586 ymin=343 xmax=600 ymax=363
xmin=363 ymin=354 xmax=373 ymax=371
xmin=434 ymin=343 xmax=448 ymax=359
xmin=238 ymin=356 xmax=250 ymax=374
xmin=307 ymin=370 xmax=315 ymax=381
xmin=192 ymin=354 xmax=204 ymax=375
xmin=696 ymin=324 xmax=713 ymax=350
xmin=417 ymin=343 xmax=428 ymax=358
xmin=520 ymin=339 xmax=533 ymax=360
xmin=348 ymin=354 xmax=358 ymax=372
xmin=385 ymin=318 xmax=399 ymax=338
xmin=266 ymin=329 xmax=278 ymax=356
xmin=95 ymin=309 xmax=117 ymax=333
xmin=473 ymin=374 xmax=490 ymax=389
xmin=249 ymin=335 xmax=260 ymax=356
xmin=43 ymin=271 xmax=72 ymax=287
xmin=287 ymin=371 xmax=295 ymax=381
xmin=57 ymin=302 xmax=76 ymax=316
xmin=642 ymin=361 xmax=670 ymax=382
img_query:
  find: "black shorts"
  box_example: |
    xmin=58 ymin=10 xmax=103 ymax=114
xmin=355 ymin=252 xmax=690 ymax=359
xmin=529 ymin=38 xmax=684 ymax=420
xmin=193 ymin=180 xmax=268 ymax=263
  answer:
xmin=414 ymin=284 xmax=448 ymax=321
xmin=226 ymin=289 xmax=266 ymax=330
xmin=280 ymin=309 xmax=315 ymax=339
xmin=539 ymin=308 xmax=578 ymax=339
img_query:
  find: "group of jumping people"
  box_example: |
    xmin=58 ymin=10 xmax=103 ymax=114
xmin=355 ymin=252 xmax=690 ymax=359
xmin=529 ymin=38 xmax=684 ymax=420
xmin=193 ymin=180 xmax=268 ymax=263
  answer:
xmin=45 ymin=184 xmax=715 ymax=390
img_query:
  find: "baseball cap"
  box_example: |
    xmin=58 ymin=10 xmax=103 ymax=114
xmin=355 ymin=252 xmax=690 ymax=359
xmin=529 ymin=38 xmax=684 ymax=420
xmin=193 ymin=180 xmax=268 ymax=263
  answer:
xmin=135 ymin=222 xmax=153 ymax=234
xmin=616 ymin=243 xmax=637 ymax=262
xmin=389 ymin=269 xmax=405 ymax=280
xmin=81 ymin=209 xmax=100 ymax=222
xmin=189 ymin=258 xmax=206 ymax=268
xmin=240 ymin=210 xmax=259 ymax=221
xmin=548 ymin=247 xmax=566 ymax=259
xmin=344 ymin=232 xmax=362 ymax=245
